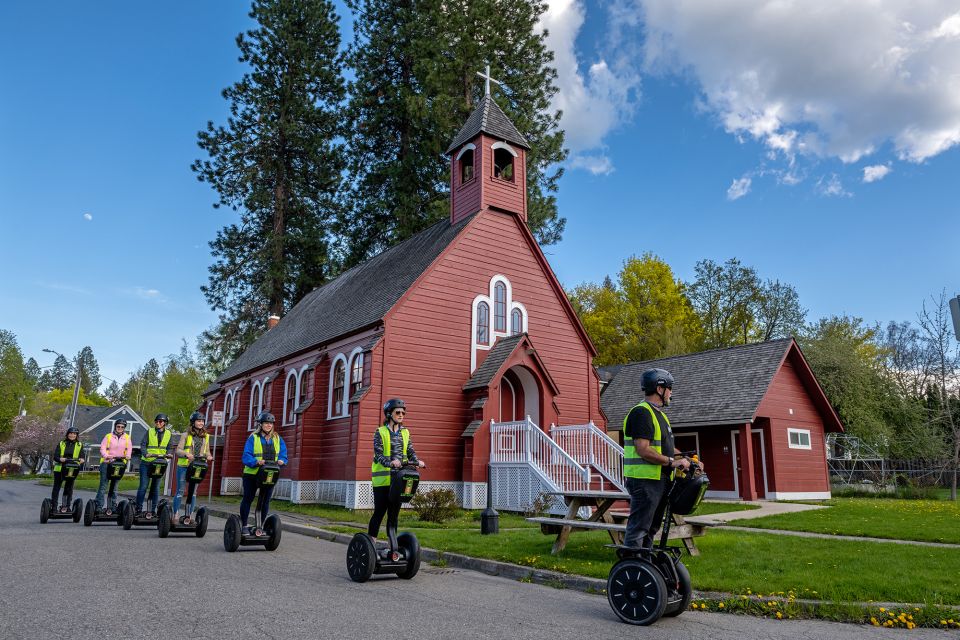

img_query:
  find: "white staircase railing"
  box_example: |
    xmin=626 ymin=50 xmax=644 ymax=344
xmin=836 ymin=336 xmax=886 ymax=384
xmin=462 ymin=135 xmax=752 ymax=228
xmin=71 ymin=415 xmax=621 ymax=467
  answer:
xmin=490 ymin=417 xmax=591 ymax=493
xmin=550 ymin=421 xmax=626 ymax=492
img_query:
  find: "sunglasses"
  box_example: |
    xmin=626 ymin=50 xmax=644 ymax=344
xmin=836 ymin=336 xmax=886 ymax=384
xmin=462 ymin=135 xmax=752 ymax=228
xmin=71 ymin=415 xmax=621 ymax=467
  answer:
xmin=393 ymin=410 xmax=406 ymax=415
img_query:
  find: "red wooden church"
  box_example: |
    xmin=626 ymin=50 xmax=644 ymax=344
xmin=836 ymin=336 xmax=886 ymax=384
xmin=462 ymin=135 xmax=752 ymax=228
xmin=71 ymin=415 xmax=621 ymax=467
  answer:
xmin=199 ymin=92 xmax=607 ymax=508
xmin=600 ymin=339 xmax=844 ymax=501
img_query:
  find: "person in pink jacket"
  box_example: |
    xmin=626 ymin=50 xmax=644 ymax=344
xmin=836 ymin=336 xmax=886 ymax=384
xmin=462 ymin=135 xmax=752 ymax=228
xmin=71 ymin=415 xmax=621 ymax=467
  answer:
xmin=95 ymin=418 xmax=133 ymax=509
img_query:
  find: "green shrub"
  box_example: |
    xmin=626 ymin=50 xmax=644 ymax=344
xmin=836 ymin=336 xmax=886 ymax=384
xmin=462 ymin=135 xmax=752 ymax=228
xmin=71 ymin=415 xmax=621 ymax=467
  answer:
xmin=411 ymin=488 xmax=459 ymax=523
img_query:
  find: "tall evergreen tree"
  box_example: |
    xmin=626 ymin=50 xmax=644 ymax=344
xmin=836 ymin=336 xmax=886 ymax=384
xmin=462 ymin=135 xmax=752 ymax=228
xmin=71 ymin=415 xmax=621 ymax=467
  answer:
xmin=23 ymin=357 xmax=41 ymax=390
xmin=341 ymin=0 xmax=566 ymax=265
xmin=0 ymin=330 xmax=32 ymax=438
xmin=37 ymin=370 xmax=53 ymax=393
xmin=50 ymin=354 xmax=75 ymax=391
xmin=75 ymin=346 xmax=101 ymax=394
xmin=104 ymin=380 xmax=122 ymax=405
xmin=193 ymin=0 xmax=346 ymax=368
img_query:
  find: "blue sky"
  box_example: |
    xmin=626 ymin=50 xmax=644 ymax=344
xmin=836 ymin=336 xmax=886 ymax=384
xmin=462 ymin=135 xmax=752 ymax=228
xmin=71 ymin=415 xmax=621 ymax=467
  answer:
xmin=1 ymin=1 xmax=958 ymax=388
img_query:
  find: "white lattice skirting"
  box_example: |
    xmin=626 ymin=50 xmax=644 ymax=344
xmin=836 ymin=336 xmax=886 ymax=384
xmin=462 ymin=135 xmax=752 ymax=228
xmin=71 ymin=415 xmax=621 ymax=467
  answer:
xmin=488 ymin=464 xmax=567 ymax=515
xmin=219 ymin=478 xmax=488 ymax=509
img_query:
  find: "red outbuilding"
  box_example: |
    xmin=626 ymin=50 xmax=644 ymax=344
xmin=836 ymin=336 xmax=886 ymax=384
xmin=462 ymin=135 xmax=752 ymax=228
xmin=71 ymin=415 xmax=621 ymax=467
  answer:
xmin=199 ymin=94 xmax=607 ymax=508
xmin=600 ymin=338 xmax=844 ymax=500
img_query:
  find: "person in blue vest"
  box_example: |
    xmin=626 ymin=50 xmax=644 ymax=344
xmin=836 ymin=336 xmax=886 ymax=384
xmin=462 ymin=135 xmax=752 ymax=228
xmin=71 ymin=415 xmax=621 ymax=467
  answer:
xmin=622 ymin=369 xmax=692 ymax=550
xmin=173 ymin=411 xmax=212 ymax=515
xmin=240 ymin=411 xmax=288 ymax=534
xmin=368 ymin=398 xmax=426 ymax=540
xmin=135 ymin=413 xmax=173 ymax=513
xmin=51 ymin=426 xmax=85 ymax=506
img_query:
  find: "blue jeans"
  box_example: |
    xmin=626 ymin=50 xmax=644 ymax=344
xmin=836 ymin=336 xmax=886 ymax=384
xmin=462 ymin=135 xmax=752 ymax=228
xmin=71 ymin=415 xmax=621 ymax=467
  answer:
xmin=135 ymin=463 xmax=161 ymax=511
xmin=172 ymin=466 xmax=189 ymax=514
xmin=94 ymin=463 xmax=119 ymax=509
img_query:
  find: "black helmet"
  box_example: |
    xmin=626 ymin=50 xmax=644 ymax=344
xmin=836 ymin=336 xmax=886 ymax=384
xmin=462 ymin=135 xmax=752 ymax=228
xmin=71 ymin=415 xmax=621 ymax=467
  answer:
xmin=154 ymin=413 xmax=169 ymax=423
xmin=641 ymin=368 xmax=674 ymax=394
xmin=383 ymin=398 xmax=406 ymax=418
xmin=256 ymin=411 xmax=276 ymax=425
xmin=114 ymin=418 xmax=127 ymax=429
xmin=189 ymin=411 xmax=204 ymax=427
xmin=66 ymin=426 xmax=80 ymax=436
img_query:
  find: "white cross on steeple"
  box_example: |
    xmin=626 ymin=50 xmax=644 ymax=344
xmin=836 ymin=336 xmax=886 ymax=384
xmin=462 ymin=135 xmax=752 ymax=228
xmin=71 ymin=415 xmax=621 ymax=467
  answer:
xmin=476 ymin=64 xmax=502 ymax=96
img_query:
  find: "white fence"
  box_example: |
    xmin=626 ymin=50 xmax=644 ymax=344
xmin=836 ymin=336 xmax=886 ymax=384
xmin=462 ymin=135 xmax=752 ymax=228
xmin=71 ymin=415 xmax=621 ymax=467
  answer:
xmin=550 ymin=421 xmax=625 ymax=492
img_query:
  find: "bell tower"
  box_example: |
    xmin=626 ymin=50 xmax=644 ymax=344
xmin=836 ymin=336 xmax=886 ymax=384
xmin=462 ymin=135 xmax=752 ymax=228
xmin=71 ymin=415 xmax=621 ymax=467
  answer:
xmin=447 ymin=66 xmax=530 ymax=225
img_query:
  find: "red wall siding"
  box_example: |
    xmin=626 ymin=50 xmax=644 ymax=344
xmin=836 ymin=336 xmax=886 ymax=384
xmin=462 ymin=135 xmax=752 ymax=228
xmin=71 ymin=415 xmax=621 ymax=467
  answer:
xmin=379 ymin=210 xmax=604 ymax=483
xmin=756 ymin=358 xmax=830 ymax=493
xmin=451 ymin=142 xmax=484 ymax=224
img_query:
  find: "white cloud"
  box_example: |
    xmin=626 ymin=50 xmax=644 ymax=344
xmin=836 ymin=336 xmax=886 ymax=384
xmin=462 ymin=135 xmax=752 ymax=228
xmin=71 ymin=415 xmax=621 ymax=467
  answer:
xmin=540 ymin=0 xmax=642 ymax=169
xmin=37 ymin=281 xmax=91 ymax=295
xmin=862 ymin=164 xmax=893 ymax=183
xmin=636 ymin=2 xmax=960 ymax=163
xmin=83 ymin=213 xmax=93 ymax=221
xmin=569 ymin=153 xmax=614 ymax=175
xmin=726 ymin=176 xmax=752 ymax=201
xmin=816 ymin=174 xmax=851 ymax=198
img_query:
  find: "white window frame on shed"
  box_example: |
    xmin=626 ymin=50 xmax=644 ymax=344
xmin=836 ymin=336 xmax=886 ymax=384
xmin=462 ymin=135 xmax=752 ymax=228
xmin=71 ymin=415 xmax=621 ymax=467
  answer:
xmin=328 ymin=353 xmax=349 ymax=419
xmin=247 ymin=380 xmax=263 ymax=431
xmin=282 ymin=369 xmax=300 ymax=427
xmin=470 ymin=275 xmax=528 ymax=373
xmin=787 ymin=428 xmax=812 ymax=450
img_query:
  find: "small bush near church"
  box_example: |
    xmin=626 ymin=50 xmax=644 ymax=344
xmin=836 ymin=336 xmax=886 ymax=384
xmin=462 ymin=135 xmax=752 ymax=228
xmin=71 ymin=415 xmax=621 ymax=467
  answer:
xmin=411 ymin=488 xmax=458 ymax=523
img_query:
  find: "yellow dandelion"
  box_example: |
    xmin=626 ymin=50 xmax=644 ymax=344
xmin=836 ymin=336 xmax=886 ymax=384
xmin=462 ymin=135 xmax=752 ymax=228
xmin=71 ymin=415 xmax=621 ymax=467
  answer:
xmin=776 ymin=612 xmax=783 ymax=620
xmin=718 ymin=603 xmax=725 ymax=609
xmin=879 ymin=607 xmax=886 ymax=613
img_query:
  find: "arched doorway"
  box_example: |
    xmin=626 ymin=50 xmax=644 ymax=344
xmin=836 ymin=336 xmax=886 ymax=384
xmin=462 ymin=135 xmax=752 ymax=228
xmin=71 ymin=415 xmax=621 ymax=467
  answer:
xmin=499 ymin=365 xmax=541 ymax=427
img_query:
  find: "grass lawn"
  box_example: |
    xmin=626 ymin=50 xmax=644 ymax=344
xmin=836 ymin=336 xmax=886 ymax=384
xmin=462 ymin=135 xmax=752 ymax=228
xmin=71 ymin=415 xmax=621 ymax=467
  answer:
xmin=324 ymin=523 xmax=960 ymax=605
xmin=36 ymin=473 xmax=140 ymax=493
xmin=728 ymin=497 xmax=960 ymax=544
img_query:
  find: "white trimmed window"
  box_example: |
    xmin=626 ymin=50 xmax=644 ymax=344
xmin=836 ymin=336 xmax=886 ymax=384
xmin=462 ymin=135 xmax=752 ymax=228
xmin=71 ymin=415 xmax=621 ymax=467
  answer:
xmin=283 ymin=370 xmax=299 ymax=426
xmin=248 ymin=381 xmax=263 ymax=431
xmin=329 ymin=355 xmax=348 ymax=418
xmin=788 ymin=428 xmax=812 ymax=450
xmin=298 ymin=367 xmax=312 ymax=407
xmin=350 ymin=352 xmax=364 ymax=398
xmin=476 ymin=301 xmax=490 ymax=345
xmin=224 ymin=389 xmax=237 ymax=421
xmin=470 ymin=275 xmax=528 ymax=372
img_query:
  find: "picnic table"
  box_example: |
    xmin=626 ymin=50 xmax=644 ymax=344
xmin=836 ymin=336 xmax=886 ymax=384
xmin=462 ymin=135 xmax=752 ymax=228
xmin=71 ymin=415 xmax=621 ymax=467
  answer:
xmin=526 ymin=490 xmax=705 ymax=555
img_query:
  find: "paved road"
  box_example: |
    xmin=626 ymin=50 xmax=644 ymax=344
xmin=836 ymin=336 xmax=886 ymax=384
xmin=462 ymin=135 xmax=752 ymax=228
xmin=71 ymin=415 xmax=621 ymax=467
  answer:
xmin=1 ymin=481 xmax=951 ymax=640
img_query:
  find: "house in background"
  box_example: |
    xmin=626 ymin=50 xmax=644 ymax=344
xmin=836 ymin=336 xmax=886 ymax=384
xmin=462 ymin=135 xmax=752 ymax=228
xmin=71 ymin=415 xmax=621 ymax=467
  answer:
xmin=600 ymin=338 xmax=844 ymax=500
xmin=200 ymin=92 xmax=606 ymax=509
xmin=70 ymin=404 xmax=159 ymax=469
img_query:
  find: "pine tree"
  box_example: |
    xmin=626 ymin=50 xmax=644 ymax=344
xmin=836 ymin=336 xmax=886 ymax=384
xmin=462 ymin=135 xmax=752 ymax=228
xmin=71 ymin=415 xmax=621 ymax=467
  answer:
xmin=37 ymin=371 xmax=53 ymax=392
xmin=104 ymin=381 xmax=122 ymax=405
xmin=341 ymin=0 xmax=566 ymax=265
xmin=50 ymin=354 xmax=74 ymax=391
xmin=193 ymin=0 xmax=347 ymax=368
xmin=23 ymin=357 xmax=41 ymax=390
xmin=75 ymin=346 xmax=101 ymax=394
xmin=0 ymin=330 xmax=32 ymax=438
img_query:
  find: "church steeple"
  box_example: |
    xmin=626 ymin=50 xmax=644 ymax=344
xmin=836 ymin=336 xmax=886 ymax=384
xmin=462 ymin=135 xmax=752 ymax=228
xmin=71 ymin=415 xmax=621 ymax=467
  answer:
xmin=447 ymin=68 xmax=529 ymax=226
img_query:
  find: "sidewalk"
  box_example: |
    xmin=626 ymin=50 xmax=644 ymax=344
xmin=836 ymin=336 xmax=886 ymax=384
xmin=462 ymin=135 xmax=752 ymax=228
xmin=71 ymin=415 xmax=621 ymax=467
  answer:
xmin=687 ymin=500 xmax=826 ymax=525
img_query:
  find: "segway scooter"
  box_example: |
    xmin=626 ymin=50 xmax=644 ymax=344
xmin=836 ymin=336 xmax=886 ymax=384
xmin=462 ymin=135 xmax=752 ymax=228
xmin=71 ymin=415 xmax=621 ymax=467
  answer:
xmin=607 ymin=455 xmax=709 ymax=626
xmin=157 ymin=458 xmax=209 ymax=538
xmin=346 ymin=462 xmax=423 ymax=582
xmin=120 ymin=455 xmax=171 ymax=530
xmin=223 ymin=461 xmax=282 ymax=552
xmin=83 ymin=459 xmax=128 ymax=526
xmin=40 ymin=458 xmax=83 ymax=524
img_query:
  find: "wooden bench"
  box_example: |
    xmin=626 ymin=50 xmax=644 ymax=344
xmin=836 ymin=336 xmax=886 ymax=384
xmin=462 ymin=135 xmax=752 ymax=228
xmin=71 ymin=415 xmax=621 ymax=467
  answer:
xmin=526 ymin=490 xmax=706 ymax=555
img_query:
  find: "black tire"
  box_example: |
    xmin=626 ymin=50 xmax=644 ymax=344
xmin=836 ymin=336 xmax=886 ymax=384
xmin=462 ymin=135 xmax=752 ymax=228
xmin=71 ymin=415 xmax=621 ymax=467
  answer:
xmin=157 ymin=504 xmax=171 ymax=538
xmin=346 ymin=533 xmax=377 ymax=583
xmin=264 ymin=514 xmax=282 ymax=551
xmin=121 ymin=502 xmax=133 ymax=530
xmin=115 ymin=500 xmax=127 ymax=526
xmin=83 ymin=500 xmax=95 ymax=526
xmin=223 ymin=515 xmax=241 ymax=552
xmin=607 ymin=559 xmax=667 ymax=626
xmin=663 ymin=561 xmax=693 ymax=617
xmin=396 ymin=532 xmax=421 ymax=579
xmin=40 ymin=498 xmax=51 ymax=524
xmin=195 ymin=508 xmax=208 ymax=538
xmin=71 ymin=499 xmax=82 ymax=523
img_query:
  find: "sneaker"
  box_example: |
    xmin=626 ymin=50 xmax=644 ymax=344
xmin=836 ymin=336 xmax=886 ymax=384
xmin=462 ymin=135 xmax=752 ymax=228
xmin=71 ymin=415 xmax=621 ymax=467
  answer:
xmin=241 ymin=526 xmax=252 ymax=536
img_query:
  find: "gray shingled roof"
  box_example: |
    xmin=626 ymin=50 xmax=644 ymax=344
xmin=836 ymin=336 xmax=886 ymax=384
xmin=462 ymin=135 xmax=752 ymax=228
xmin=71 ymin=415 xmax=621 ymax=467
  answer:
xmin=446 ymin=95 xmax=530 ymax=154
xmin=463 ymin=334 xmax=526 ymax=390
xmin=600 ymin=339 xmax=795 ymax=431
xmin=217 ymin=215 xmax=474 ymax=383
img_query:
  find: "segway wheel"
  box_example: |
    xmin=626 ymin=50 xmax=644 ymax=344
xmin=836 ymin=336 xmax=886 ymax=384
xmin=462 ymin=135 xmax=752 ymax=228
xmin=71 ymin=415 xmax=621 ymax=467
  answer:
xmin=607 ymin=559 xmax=667 ymax=626
xmin=157 ymin=504 xmax=171 ymax=538
xmin=121 ymin=502 xmax=133 ymax=530
xmin=115 ymin=500 xmax=127 ymax=526
xmin=396 ymin=532 xmax=421 ymax=580
xmin=71 ymin=498 xmax=83 ymax=523
xmin=195 ymin=507 xmax=208 ymax=538
xmin=40 ymin=498 xmax=51 ymax=524
xmin=264 ymin=514 xmax=282 ymax=551
xmin=663 ymin=561 xmax=693 ymax=617
xmin=346 ymin=533 xmax=377 ymax=583
xmin=83 ymin=500 xmax=95 ymax=526
xmin=223 ymin=515 xmax=242 ymax=552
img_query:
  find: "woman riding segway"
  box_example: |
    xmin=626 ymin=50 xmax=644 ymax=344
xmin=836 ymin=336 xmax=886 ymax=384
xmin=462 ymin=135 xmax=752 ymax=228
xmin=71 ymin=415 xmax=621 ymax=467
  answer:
xmin=223 ymin=411 xmax=287 ymax=552
xmin=41 ymin=426 xmax=85 ymax=523
xmin=158 ymin=411 xmax=212 ymax=538
xmin=120 ymin=414 xmax=173 ymax=529
xmin=346 ymin=398 xmax=426 ymax=582
xmin=84 ymin=418 xmax=132 ymax=525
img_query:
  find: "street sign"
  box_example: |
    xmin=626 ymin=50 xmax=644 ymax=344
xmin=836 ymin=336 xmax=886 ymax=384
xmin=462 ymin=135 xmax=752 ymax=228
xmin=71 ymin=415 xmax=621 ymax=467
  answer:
xmin=949 ymin=295 xmax=960 ymax=342
xmin=211 ymin=411 xmax=224 ymax=428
